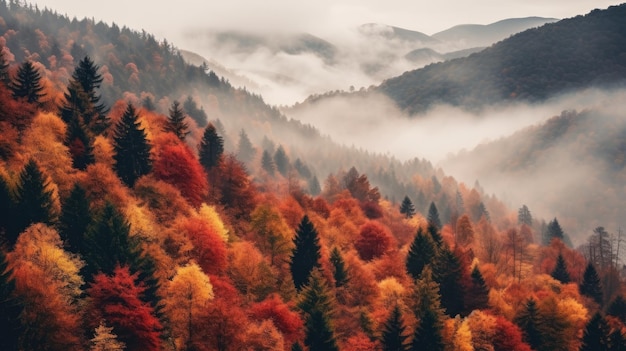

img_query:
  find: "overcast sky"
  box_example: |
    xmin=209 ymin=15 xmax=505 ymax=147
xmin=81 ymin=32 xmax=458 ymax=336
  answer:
xmin=32 ymin=0 xmax=621 ymax=42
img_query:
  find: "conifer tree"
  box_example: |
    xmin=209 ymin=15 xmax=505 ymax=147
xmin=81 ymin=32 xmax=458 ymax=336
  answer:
xmin=580 ymin=262 xmax=603 ymax=305
xmin=433 ymin=247 xmax=465 ymax=317
xmin=515 ymin=298 xmax=542 ymax=351
xmin=544 ymin=217 xmax=565 ymax=244
xmin=261 ymin=150 xmax=275 ymax=176
xmin=237 ymin=129 xmax=256 ymax=165
xmin=10 ymin=60 xmax=45 ymax=104
xmin=609 ymin=329 xmax=626 ymax=351
xmin=551 ymin=253 xmax=571 ymax=284
xmin=427 ymin=201 xmax=442 ymax=230
xmin=164 ymin=100 xmax=189 ymax=141
xmin=290 ymin=215 xmax=322 ymax=291
xmin=518 ymin=205 xmax=533 ymax=226
xmin=381 ymin=304 xmax=409 ymax=351
xmin=198 ymin=122 xmax=224 ymax=172
xmin=90 ymin=321 xmax=126 ymax=351
xmin=298 ymin=270 xmax=339 ymax=351
xmin=183 ymin=96 xmax=207 ymax=127
xmin=607 ymin=295 xmax=626 ymax=323
xmin=58 ymin=183 xmax=92 ymax=254
xmin=0 ymin=175 xmax=14 ymax=241
xmin=0 ymin=250 xmax=24 ymax=351
xmin=113 ymin=103 xmax=152 ymax=187
xmin=0 ymin=45 xmax=9 ymax=86
xmin=308 ymin=175 xmax=321 ymax=196
xmin=11 ymin=159 xmax=57 ymax=246
xmin=399 ymin=196 xmax=415 ymax=219
xmin=329 ymin=247 xmax=348 ymax=288
xmin=580 ymin=312 xmax=610 ymax=351
xmin=406 ymin=227 xmax=436 ymax=280
xmin=411 ymin=266 xmax=444 ymax=351
xmin=465 ymin=265 xmax=490 ymax=313
xmin=65 ymin=116 xmax=95 ymax=170
xmin=411 ymin=309 xmax=444 ymax=351
xmin=274 ymin=145 xmax=289 ymax=176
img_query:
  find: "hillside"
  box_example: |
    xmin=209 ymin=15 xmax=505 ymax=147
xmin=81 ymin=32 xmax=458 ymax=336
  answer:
xmin=380 ymin=4 xmax=626 ymax=114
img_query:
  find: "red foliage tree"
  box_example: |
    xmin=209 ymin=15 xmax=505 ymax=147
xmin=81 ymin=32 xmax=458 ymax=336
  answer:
xmin=87 ymin=266 xmax=162 ymax=351
xmin=203 ymin=297 xmax=249 ymax=351
xmin=492 ymin=315 xmax=533 ymax=351
xmin=354 ymin=221 xmax=395 ymax=261
xmin=212 ymin=154 xmax=257 ymax=219
xmin=250 ymin=294 xmax=304 ymax=346
xmin=180 ymin=217 xmax=228 ymax=275
xmin=152 ymin=134 xmax=207 ymax=207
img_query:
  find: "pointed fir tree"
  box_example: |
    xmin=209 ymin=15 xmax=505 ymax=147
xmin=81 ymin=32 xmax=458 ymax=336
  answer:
xmin=65 ymin=116 xmax=95 ymax=170
xmin=0 ymin=45 xmax=10 ymax=86
xmin=298 ymin=270 xmax=339 ymax=351
xmin=607 ymin=295 xmax=626 ymax=324
xmin=10 ymin=60 xmax=45 ymax=104
xmin=237 ymin=129 xmax=256 ymax=165
xmin=609 ymin=329 xmax=626 ymax=351
xmin=274 ymin=145 xmax=289 ymax=176
xmin=183 ymin=96 xmax=208 ymax=127
xmin=329 ymin=247 xmax=348 ymax=288
xmin=399 ymin=196 xmax=415 ymax=219
xmin=261 ymin=150 xmax=275 ymax=176
xmin=427 ymin=202 xmax=442 ymax=230
xmin=465 ymin=265 xmax=490 ymax=313
xmin=544 ymin=217 xmax=565 ymax=245
xmin=381 ymin=304 xmax=409 ymax=351
xmin=580 ymin=262 xmax=603 ymax=305
xmin=406 ymin=227 xmax=436 ymax=280
xmin=308 ymin=175 xmax=321 ymax=196
xmin=142 ymin=95 xmax=156 ymax=111
xmin=290 ymin=215 xmax=322 ymax=291
xmin=164 ymin=100 xmax=189 ymax=141
xmin=0 ymin=249 xmax=24 ymax=351
xmin=411 ymin=308 xmax=444 ymax=351
xmin=113 ymin=103 xmax=152 ymax=187
xmin=11 ymin=159 xmax=57 ymax=246
xmin=518 ymin=205 xmax=533 ymax=226
xmin=514 ymin=298 xmax=542 ymax=351
xmin=411 ymin=266 xmax=444 ymax=351
xmin=580 ymin=312 xmax=610 ymax=351
xmin=477 ymin=202 xmax=490 ymax=222
xmin=58 ymin=183 xmax=92 ymax=254
xmin=68 ymin=57 xmax=109 ymax=134
xmin=198 ymin=122 xmax=224 ymax=172
xmin=433 ymin=247 xmax=465 ymax=317
xmin=455 ymin=190 xmax=465 ymax=215
xmin=551 ymin=253 xmax=571 ymax=284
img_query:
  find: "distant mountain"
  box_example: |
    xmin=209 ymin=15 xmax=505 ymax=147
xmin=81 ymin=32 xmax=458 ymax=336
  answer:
xmin=404 ymin=47 xmax=485 ymax=64
xmin=380 ymin=4 xmax=626 ymax=114
xmin=358 ymin=23 xmax=439 ymax=44
xmin=432 ymin=17 xmax=558 ymax=48
xmin=179 ymin=49 xmax=260 ymax=90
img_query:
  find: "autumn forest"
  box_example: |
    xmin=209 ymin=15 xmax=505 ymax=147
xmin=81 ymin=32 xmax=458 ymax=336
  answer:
xmin=1 ymin=1 xmax=626 ymax=351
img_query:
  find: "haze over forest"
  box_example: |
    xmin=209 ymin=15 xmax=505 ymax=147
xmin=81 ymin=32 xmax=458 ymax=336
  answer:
xmin=1 ymin=1 xmax=626 ymax=351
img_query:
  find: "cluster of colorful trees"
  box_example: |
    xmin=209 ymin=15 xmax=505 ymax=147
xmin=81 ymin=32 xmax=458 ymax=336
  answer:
xmin=1 ymin=2 xmax=626 ymax=351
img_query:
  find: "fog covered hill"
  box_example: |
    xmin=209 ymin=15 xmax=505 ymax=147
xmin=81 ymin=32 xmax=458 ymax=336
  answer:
xmin=380 ymin=4 xmax=626 ymax=114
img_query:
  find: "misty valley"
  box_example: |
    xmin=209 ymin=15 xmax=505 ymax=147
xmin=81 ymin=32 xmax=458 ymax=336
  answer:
xmin=1 ymin=1 xmax=626 ymax=351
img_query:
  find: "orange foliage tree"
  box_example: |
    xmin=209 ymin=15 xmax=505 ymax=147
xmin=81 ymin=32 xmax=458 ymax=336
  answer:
xmin=177 ymin=217 xmax=228 ymax=275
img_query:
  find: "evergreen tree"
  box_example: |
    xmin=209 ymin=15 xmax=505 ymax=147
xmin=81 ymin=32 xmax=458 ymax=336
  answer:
xmin=399 ymin=196 xmax=415 ymax=219
xmin=609 ymin=329 xmax=626 ymax=351
xmin=329 ymin=247 xmax=348 ymax=288
xmin=411 ymin=309 xmax=444 ymax=351
xmin=455 ymin=190 xmax=465 ymax=215
xmin=580 ymin=312 xmax=610 ymax=351
xmin=477 ymin=202 xmax=490 ymax=222
xmin=298 ymin=270 xmax=339 ymax=351
xmin=290 ymin=215 xmax=322 ymax=291
xmin=11 ymin=159 xmax=57 ymax=246
xmin=427 ymin=202 xmax=442 ymax=230
xmin=607 ymin=295 xmax=626 ymax=323
xmin=113 ymin=103 xmax=152 ymax=187
xmin=465 ymin=265 xmax=490 ymax=313
xmin=551 ymin=253 xmax=571 ymax=284
xmin=236 ymin=129 xmax=256 ymax=165
xmin=65 ymin=116 xmax=95 ymax=170
xmin=142 ymin=95 xmax=156 ymax=111
xmin=308 ymin=175 xmax=321 ymax=196
xmin=183 ymin=96 xmax=207 ymax=127
xmin=381 ymin=305 xmax=409 ymax=351
xmin=580 ymin=262 xmax=603 ymax=305
xmin=164 ymin=100 xmax=189 ymax=141
xmin=0 ymin=250 xmax=24 ymax=351
xmin=198 ymin=123 xmax=224 ymax=172
xmin=274 ymin=145 xmax=289 ymax=176
xmin=544 ymin=217 xmax=565 ymax=244
xmin=406 ymin=227 xmax=436 ymax=280
xmin=515 ymin=298 xmax=542 ymax=351
xmin=10 ymin=60 xmax=45 ymax=104
xmin=58 ymin=183 xmax=92 ymax=254
xmin=0 ymin=45 xmax=9 ymax=86
xmin=433 ymin=247 xmax=465 ymax=317
xmin=518 ymin=205 xmax=533 ymax=226
xmin=0 ymin=175 xmax=15 ymax=242
xmin=261 ymin=150 xmax=275 ymax=176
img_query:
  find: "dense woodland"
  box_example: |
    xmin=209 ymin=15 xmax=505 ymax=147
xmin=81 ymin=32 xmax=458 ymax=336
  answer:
xmin=1 ymin=1 xmax=626 ymax=350
xmin=380 ymin=3 xmax=626 ymax=114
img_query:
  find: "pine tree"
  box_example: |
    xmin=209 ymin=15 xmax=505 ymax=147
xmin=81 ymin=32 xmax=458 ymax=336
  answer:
xmin=399 ymin=196 xmax=415 ymax=219
xmin=183 ymin=96 xmax=208 ymax=127
xmin=308 ymin=175 xmax=321 ymax=196
xmin=607 ymin=295 xmax=626 ymax=323
xmin=329 ymin=247 xmax=348 ymax=288
xmin=0 ymin=250 xmax=24 ymax=351
xmin=411 ymin=309 xmax=444 ymax=351
xmin=544 ymin=217 xmax=565 ymax=244
xmin=164 ymin=100 xmax=189 ymax=141
xmin=65 ymin=116 xmax=95 ymax=170
xmin=609 ymin=329 xmax=626 ymax=351
xmin=261 ymin=150 xmax=275 ymax=176
xmin=274 ymin=145 xmax=289 ymax=176
xmin=551 ymin=253 xmax=571 ymax=284
xmin=11 ymin=159 xmax=57 ymax=246
xmin=514 ymin=298 xmax=542 ymax=351
xmin=580 ymin=312 xmax=610 ymax=351
xmin=198 ymin=123 xmax=224 ymax=172
xmin=410 ymin=267 xmax=444 ymax=351
xmin=237 ymin=129 xmax=256 ymax=165
xmin=465 ymin=265 xmax=489 ymax=313
xmin=518 ymin=205 xmax=533 ymax=226
xmin=580 ymin=262 xmax=603 ymax=305
xmin=58 ymin=183 xmax=92 ymax=254
xmin=290 ymin=215 xmax=322 ymax=291
xmin=113 ymin=103 xmax=152 ymax=187
xmin=406 ymin=227 xmax=436 ymax=280
xmin=0 ymin=45 xmax=10 ymax=86
xmin=427 ymin=202 xmax=442 ymax=230
xmin=298 ymin=270 xmax=339 ymax=351
xmin=381 ymin=305 xmax=409 ymax=351
xmin=433 ymin=247 xmax=465 ymax=317
xmin=10 ymin=60 xmax=45 ymax=104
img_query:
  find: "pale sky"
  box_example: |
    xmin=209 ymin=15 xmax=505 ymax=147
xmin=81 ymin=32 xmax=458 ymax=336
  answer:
xmin=31 ymin=0 xmax=621 ymax=41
